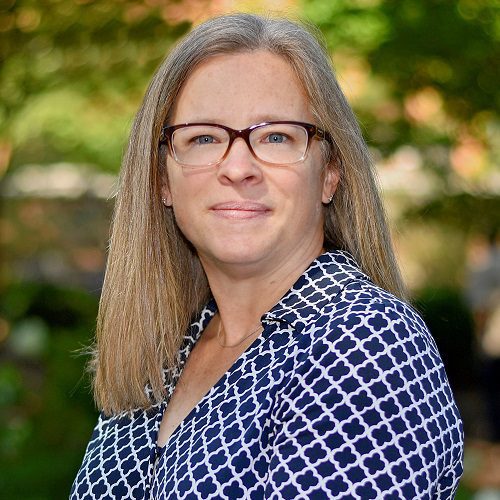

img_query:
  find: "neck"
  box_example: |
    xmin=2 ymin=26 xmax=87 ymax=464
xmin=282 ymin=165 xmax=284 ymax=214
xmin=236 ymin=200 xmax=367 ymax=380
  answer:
xmin=200 ymin=241 xmax=325 ymax=344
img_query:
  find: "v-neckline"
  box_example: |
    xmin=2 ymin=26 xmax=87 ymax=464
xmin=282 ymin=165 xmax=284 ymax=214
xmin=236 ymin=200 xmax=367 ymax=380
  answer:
xmin=155 ymin=307 xmax=269 ymax=453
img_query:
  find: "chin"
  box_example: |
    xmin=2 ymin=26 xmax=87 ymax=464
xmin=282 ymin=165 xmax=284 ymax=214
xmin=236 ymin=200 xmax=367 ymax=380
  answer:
xmin=200 ymin=241 xmax=276 ymax=268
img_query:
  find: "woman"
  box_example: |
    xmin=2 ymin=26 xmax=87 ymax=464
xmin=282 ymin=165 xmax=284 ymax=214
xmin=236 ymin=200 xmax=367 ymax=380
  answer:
xmin=71 ymin=13 xmax=463 ymax=499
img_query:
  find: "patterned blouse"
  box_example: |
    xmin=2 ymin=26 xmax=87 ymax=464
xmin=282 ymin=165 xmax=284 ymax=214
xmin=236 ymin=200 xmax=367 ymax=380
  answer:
xmin=71 ymin=251 xmax=463 ymax=499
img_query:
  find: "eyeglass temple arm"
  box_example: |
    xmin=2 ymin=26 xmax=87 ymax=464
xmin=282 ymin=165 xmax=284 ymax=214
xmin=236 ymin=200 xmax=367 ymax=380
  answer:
xmin=159 ymin=127 xmax=168 ymax=144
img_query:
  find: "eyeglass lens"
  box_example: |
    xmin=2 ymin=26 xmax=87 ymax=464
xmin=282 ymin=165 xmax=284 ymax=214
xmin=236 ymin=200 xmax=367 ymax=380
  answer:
xmin=171 ymin=124 xmax=309 ymax=167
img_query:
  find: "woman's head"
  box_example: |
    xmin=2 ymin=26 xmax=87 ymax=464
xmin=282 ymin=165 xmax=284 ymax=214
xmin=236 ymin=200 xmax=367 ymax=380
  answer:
xmin=95 ymin=13 xmax=406 ymax=414
xmin=161 ymin=49 xmax=339 ymax=273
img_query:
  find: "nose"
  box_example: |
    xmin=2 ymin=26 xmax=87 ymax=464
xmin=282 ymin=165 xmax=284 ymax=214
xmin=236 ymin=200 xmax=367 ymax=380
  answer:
xmin=216 ymin=137 xmax=263 ymax=185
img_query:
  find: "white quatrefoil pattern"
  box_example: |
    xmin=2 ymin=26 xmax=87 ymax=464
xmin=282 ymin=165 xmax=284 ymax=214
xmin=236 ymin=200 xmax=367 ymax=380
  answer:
xmin=71 ymin=250 xmax=464 ymax=499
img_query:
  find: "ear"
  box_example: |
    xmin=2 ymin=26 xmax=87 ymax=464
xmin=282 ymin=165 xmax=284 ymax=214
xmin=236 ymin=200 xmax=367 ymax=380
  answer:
xmin=161 ymin=182 xmax=173 ymax=207
xmin=321 ymin=165 xmax=340 ymax=204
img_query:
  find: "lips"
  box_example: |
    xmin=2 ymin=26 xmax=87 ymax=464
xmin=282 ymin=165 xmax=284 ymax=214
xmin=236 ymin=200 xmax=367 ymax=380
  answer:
xmin=209 ymin=201 xmax=271 ymax=219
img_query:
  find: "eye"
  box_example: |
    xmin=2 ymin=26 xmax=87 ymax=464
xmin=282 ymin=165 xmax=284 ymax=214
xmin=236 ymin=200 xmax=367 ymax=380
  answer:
xmin=265 ymin=133 xmax=287 ymax=144
xmin=192 ymin=135 xmax=216 ymax=145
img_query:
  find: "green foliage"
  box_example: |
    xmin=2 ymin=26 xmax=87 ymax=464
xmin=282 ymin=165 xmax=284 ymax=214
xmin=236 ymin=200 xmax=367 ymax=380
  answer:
xmin=302 ymin=0 xmax=499 ymax=181
xmin=302 ymin=0 xmax=390 ymax=52
xmin=0 ymin=282 xmax=99 ymax=498
xmin=405 ymin=192 xmax=500 ymax=236
xmin=1 ymin=0 xmax=190 ymax=171
xmin=370 ymin=0 xmax=499 ymax=119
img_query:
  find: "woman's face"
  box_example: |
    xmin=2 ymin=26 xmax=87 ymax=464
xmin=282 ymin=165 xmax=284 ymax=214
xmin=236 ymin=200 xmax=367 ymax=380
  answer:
xmin=163 ymin=50 xmax=339 ymax=276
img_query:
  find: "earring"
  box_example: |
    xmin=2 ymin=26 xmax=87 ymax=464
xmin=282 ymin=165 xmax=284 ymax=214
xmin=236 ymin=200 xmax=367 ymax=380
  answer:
xmin=161 ymin=197 xmax=167 ymax=205
xmin=327 ymin=194 xmax=334 ymax=203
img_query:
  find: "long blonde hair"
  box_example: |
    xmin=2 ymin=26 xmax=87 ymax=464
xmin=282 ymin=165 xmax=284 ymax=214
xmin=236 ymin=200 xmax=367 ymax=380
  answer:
xmin=93 ymin=13 xmax=406 ymax=415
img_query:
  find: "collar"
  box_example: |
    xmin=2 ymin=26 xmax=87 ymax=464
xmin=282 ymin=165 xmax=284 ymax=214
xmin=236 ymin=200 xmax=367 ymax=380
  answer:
xmin=261 ymin=250 xmax=372 ymax=333
xmin=189 ymin=250 xmax=372 ymax=343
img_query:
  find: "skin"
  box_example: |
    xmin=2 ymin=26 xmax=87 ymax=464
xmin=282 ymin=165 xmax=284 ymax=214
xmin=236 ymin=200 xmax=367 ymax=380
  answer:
xmin=157 ymin=50 xmax=339 ymax=447
xmin=163 ymin=50 xmax=339 ymax=342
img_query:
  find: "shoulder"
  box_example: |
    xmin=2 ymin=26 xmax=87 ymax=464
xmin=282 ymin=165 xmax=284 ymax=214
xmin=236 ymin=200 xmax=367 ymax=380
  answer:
xmin=270 ymin=250 xmax=443 ymax=384
xmin=282 ymin=276 xmax=463 ymax=449
xmin=272 ymin=278 xmax=463 ymax=497
xmin=306 ymin=277 xmax=436 ymax=364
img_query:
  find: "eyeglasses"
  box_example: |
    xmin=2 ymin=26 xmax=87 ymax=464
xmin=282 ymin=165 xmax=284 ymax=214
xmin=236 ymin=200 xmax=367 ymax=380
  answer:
xmin=159 ymin=121 xmax=331 ymax=168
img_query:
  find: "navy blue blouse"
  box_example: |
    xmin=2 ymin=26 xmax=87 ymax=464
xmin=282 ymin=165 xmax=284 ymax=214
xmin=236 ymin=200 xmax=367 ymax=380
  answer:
xmin=71 ymin=251 xmax=463 ymax=499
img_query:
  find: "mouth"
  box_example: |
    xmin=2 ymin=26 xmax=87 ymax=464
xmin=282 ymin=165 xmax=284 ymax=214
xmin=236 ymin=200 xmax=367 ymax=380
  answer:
xmin=209 ymin=201 xmax=272 ymax=219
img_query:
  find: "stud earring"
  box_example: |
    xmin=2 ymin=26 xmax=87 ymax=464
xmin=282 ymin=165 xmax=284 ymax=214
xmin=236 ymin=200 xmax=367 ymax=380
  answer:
xmin=327 ymin=194 xmax=334 ymax=203
xmin=161 ymin=197 xmax=167 ymax=205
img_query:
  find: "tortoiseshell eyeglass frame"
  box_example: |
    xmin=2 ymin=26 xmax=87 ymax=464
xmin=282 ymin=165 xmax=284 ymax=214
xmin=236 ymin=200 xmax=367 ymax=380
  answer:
xmin=159 ymin=120 xmax=334 ymax=167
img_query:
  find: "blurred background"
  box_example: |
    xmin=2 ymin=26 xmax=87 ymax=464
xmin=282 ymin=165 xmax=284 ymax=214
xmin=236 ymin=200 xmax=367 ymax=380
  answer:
xmin=1 ymin=0 xmax=499 ymax=498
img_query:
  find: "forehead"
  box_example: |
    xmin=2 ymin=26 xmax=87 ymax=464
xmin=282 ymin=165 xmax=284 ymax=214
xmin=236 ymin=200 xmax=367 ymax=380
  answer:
xmin=171 ymin=50 xmax=314 ymax=127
